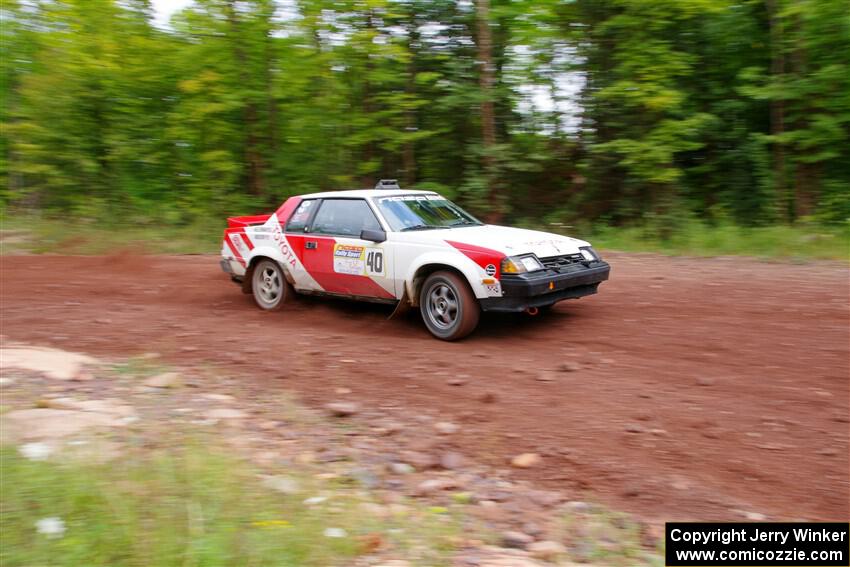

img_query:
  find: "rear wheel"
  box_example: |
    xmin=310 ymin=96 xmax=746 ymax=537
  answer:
xmin=419 ymin=271 xmax=480 ymax=340
xmin=251 ymin=259 xmax=289 ymax=311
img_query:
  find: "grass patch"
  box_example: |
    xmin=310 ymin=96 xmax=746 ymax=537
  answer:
xmin=0 ymin=216 xmax=221 ymax=255
xmin=553 ymin=505 xmax=663 ymax=567
xmin=0 ymin=442 xmax=457 ymax=566
xmin=5 ymin=214 xmax=846 ymax=261
xmin=584 ymin=222 xmax=849 ymax=261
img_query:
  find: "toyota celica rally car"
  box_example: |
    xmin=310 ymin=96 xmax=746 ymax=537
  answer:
xmin=220 ymin=180 xmax=610 ymax=340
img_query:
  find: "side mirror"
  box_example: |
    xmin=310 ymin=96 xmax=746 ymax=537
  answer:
xmin=360 ymin=228 xmax=387 ymax=243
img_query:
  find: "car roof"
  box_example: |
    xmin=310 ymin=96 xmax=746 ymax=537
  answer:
xmin=299 ymin=189 xmax=438 ymax=199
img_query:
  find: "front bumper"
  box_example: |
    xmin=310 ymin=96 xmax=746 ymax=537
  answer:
xmin=479 ymin=261 xmax=611 ymax=312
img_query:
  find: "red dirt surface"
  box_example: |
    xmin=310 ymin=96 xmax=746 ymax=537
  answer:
xmin=1 ymin=252 xmax=848 ymax=522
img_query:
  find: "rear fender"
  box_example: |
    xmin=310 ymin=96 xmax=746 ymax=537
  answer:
xmin=242 ymin=246 xmax=296 ymax=292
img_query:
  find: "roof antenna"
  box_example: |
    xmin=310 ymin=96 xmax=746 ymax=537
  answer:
xmin=375 ymin=179 xmax=400 ymax=190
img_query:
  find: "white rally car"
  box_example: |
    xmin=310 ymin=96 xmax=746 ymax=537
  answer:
xmin=221 ymin=180 xmax=610 ymax=340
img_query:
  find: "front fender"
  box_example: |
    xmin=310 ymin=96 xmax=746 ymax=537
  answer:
xmin=404 ymin=250 xmax=492 ymax=302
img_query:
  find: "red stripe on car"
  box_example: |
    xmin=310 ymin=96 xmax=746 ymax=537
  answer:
xmin=286 ymin=235 xmax=394 ymax=299
xmin=446 ymin=240 xmax=505 ymax=278
xmin=223 ymin=229 xmax=247 ymax=267
xmin=275 ymin=196 xmax=303 ymax=225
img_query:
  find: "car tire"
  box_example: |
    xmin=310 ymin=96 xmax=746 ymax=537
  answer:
xmin=419 ymin=271 xmax=480 ymax=340
xmin=251 ymin=259 xmax=290 ymax=311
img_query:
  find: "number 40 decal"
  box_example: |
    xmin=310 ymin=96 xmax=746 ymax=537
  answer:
xmin=365 ymin=249 xmax=384 ymax=275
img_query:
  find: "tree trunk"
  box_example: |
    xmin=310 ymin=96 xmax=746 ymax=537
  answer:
xmin=226 ymin=1 xmax=264 ymax=197
xmin=476 ymin=0 xmax=501 ymax=221
xmin=262 ymin=1 xmax=278 ymax=162
xmin=790 ymin=10 xmax=815 ymax=219
xmin=765 ymin=0 xmax=787 ymax=221
xmin=403 ymin=25 xmax=418 ymax=187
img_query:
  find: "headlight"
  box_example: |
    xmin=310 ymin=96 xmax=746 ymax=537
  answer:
xmin=501 ymin=255 xmax=544 ymax=274
xmin=580 ymin=246 xmax=600 ymax=262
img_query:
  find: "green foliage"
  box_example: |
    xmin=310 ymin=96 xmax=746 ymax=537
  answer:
xmin=4 ymin=213 xmax=846 ymax=260
xmin=1 ymin=440 xmax=462 ymax=566
xmin=585 ymin=219 xmax=850 ymax=261
xmin=1 ymin=444 xmax=361 ymax=566
xmin=0 ymin=0 xmax=848 ymax=227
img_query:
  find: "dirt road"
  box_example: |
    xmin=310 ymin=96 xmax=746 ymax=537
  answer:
xmin=1 ymin=252 xmax=847 ymax=521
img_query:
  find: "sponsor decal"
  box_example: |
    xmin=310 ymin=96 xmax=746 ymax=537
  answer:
xmin=484 ymin=263 xmax=497 ymax=276
xmin=229 ymin=233 xmax=247 ymax=255
xmin=332 ymin=244 xmax=385 ymax=276
xmin=271 ymin=218 xmax=298 ymax=269
xmin=334 ymin=244 xmax=364 ymax=259
xmin=377 ymin=194 xmax=441 ymax=203
xmin=516 ymin=239 xmax=570 ymax=255
xmin=484 ymin=282 xmax=502 ymax=296
xmin=333 ymin=244 xmax=365 ymax=275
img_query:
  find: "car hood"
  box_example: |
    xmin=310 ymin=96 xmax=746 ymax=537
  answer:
xmin=442 ymin=225 xmax=590 ymax=258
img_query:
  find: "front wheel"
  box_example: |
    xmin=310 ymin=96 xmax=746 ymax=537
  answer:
xmin=419 ymin=271 xmax=480 ymax=340
xmin=251 ymin=259 xmax=290 ymax=311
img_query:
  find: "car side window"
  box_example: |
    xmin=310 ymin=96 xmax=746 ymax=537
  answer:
xmin=285 ymin=200 xmax=317 ymax=232
xmin=310 ymin=199 xmax=382 ymax=237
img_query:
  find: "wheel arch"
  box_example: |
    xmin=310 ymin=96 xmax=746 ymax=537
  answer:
xmin=408 ymin=262 xmax=476 ymax=307
xmin=242 ymin=253 xmax=295 ymax=294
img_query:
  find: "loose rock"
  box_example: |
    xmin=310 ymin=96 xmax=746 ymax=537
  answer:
xmin=501 ymin=530 xmax=534 ymax=549
xmin=401 ymin=451 xmax=440 ymax=471
xmin=143 ymin=372 xmax=181 ymax=388
xmin=434 ymin=421 xmax=459 ymax=435
xmin=203 ymin=393 xmax=235 ymax=402
xmin=440 ymin=451 xmax=465 ymax=470
xmin=19 ymin=442 xmax=53 ymax=461
xmin=415 ymin=478 xmax=456 ymax=496
xmin=262 ymin=476 xmax=300 ymax=494
xmin=325 ymin=402 xmax=359 ymax=417
xmin=2 ymin=409 xmax=122 ymax=442
xmin=348 ymin=467 xmax=380 ymax=489
xmin=564 ymin=501 xmax=591 ymax=512
xmin=358 ymin=502 xmax=389 ymax=518
xmin=206 ymin=408 xmax=246 ymax=420
xmin=511 ymin=453 xmax=541 ymax=468
xmin=35 ymin=517 xmax=66 ymax=539
xmin=388 ymin=462 xmax=415 ymax=475
xmin=528 ymin=540 xmax=566 ymax=561
xmin=0 ymin=346 xmax=98 ymax=381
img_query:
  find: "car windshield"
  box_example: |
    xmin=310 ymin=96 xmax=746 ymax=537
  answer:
xmin=376 ymin=195 xmax=482 ymax=232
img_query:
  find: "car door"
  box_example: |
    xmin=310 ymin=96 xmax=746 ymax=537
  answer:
xmin=296 ymin=198 xmax=395 ymax=300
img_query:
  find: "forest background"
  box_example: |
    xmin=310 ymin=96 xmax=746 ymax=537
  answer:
xmin=2 ymin=0 xmax=848 ymax=257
